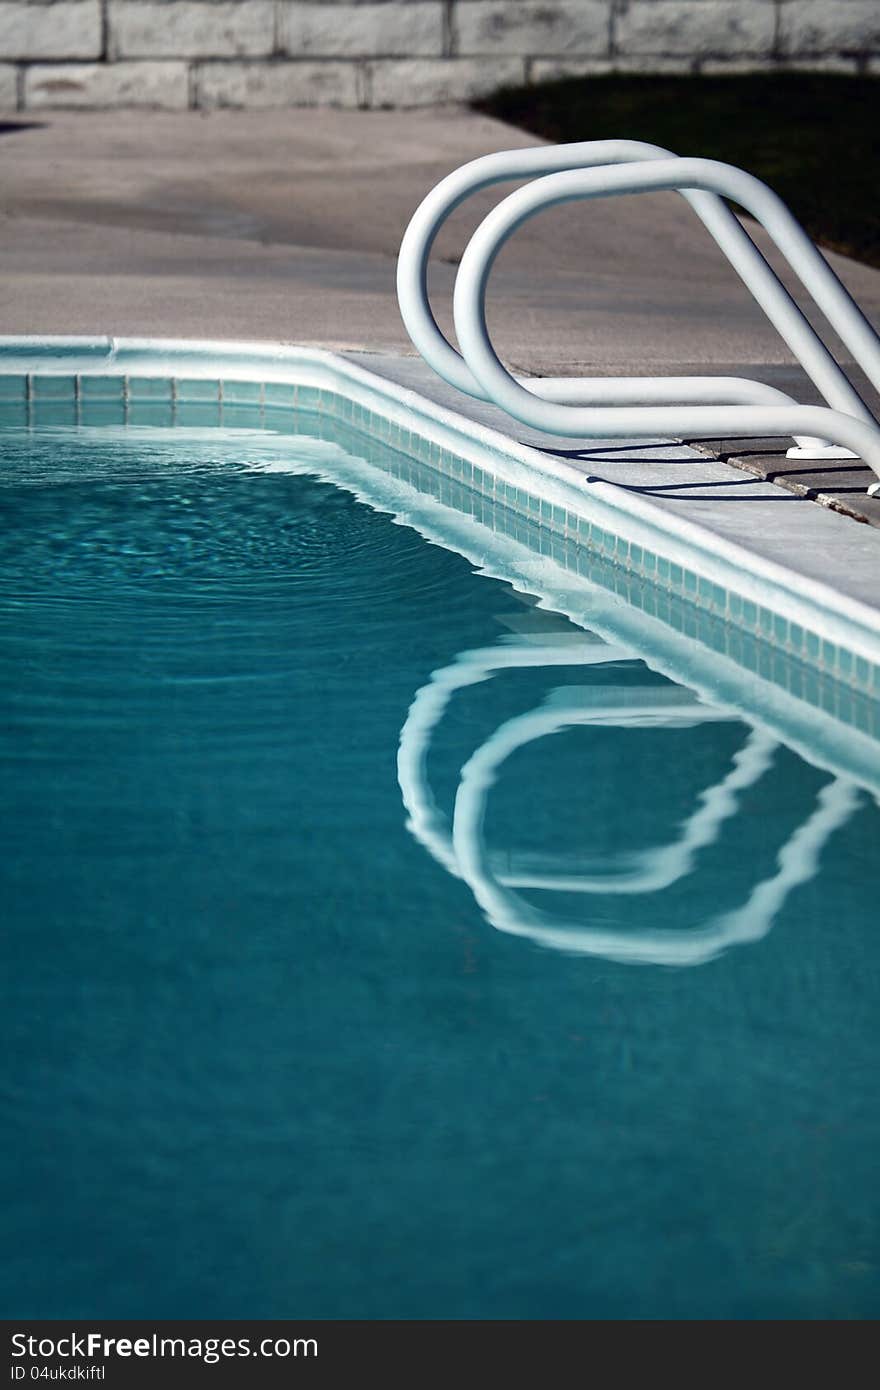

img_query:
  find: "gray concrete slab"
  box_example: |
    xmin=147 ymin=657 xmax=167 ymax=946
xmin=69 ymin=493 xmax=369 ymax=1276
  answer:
xmin=1 ymin=106 xmax=879 ymax=521
xmin=669 ymin=363 xmax=880 ymax=527
xmin=346 ymin=350 xmax=880 ymax=625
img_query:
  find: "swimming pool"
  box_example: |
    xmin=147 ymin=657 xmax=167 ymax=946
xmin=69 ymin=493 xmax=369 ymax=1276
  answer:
xmin=2 ymin=340 xmax=879 ymax=1319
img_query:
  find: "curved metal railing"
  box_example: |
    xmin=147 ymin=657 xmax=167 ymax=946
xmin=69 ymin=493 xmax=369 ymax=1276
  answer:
xmin=397 ymin=141 xmax=880 ymax=490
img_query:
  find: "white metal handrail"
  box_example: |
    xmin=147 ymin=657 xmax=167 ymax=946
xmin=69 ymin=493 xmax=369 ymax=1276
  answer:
xmin=398 ymin=140 xmax=869 ymax=423
xmin=398 ymin=142 xmax=880 ymax=488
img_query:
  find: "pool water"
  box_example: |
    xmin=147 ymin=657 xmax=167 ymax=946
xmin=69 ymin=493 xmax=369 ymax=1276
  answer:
xmin=1 ymin=424 xmax=879 ymax=1319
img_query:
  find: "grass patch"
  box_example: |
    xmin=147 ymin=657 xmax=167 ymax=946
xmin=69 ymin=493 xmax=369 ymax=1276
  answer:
xmin=474 ymin=73 xmax=880 ymax=269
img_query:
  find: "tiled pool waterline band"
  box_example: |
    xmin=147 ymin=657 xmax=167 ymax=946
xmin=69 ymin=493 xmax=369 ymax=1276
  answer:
xmin=2 ymin=336 xmax=880 ymax=784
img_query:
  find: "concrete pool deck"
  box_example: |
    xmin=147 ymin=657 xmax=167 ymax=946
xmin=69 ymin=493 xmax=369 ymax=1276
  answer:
xmin=1 ymin=106 xmax=880 ymax=523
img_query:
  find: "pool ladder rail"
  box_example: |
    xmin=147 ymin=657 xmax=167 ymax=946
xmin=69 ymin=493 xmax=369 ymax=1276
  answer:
xmin=396 ymin=140 xmax=880 ymax=494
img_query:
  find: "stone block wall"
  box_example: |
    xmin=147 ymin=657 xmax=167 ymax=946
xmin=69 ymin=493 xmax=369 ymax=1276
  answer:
xmin=0 ymin=1 xmax=877 ymax=110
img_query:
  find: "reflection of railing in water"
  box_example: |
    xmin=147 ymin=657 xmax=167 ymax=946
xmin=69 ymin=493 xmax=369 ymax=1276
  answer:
xmin=398 ymin=139 xmax=880 ymax=488
xmin=398 ymin=633 xmax=631 ymax=876
xmin=468 ymin=695 xmax=778 ymax=897
xmin=398 ymin=634 xmax=861 ymax=966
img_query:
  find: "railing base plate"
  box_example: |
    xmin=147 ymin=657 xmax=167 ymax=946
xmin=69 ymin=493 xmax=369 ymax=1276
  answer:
xmin=786 ymin=444 xmax=859 ymax=461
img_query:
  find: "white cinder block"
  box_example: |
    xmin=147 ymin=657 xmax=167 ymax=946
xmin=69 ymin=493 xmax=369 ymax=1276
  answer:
xmin=698 ymin=58 xmax=777 ymax=75
xmin=779 ymin=1 xmax=880 ymax=57
xmin=702 ymin=56 xmax=859 ymax=76
xmin=530 ymin=58 xmax=614 ymax=82
xmin=531 ymin=55 xmax=703 ymax=82
xmin=0 ymin=61 xmax=17 ymax=107
xmin=0 ymin=1 xmax=101 ymax=60
xmin=24 ymin=60 xmax=190 ymax=107
xmin=456 ymin=2 xmax=609 ymax=57
xmin=280 ymin=3 xmax=444 ymax=58
xmin=611 ymin=54 xmax=700 ymax=73
xmin=7 ymin=0 xmax=874 ymax=113
xmin=109 ymin=2 xmax=275 ymax=59
xmin=368 ymin=57 xmax=525 ymax=106
xmin=616 ymin=0 xmax=775 ymax=59
xmin=529 ymin=55 xmax=699 ymax=83
xmin=196 ymin=60 xmax=361 ymax=107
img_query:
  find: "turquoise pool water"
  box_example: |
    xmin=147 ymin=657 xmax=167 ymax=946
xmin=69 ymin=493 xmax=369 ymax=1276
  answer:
xmin=1 ymin=420 xmax=879 ymax=1319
